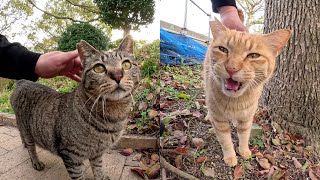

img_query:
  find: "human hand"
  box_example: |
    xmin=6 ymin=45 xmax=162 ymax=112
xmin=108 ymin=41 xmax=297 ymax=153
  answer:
xmin=35 ymin=50 xmax=82 ymax=82
xmin=218 ymin=6 xmax=247 ymax=32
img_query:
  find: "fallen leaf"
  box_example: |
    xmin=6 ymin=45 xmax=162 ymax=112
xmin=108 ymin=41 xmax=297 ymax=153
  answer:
xmin=192 ymin=138 xmax=205 ymax=149
xmin=196 ymin=156 xmax=207 ymax=163
xmin=265 ymin=154 xmax=276 ymax=165
xmin=192 ymin=111 xmax=203 ymax=118
xmin=195 ymin=101 xmax=201 ymax=109
xmin=255 ymin=169 xmax=269 ymax=176
xmin=202 ymin=167 xmax=215 ymax=178
xmin=234 ymin=165 xmax=244 ymax=180
xmin=173 ymin=130 xmax=184 ymax=138
xmin=175 ymin=155 xmax=183 ymax=169
xmin=139 ymin=161 xmax=150 ymax=170
xmin=131 ymin=167 xmax=145 ymax=178
xmin=138 ymin=102 xmax=148 ymax=111
xmin=145 ymin=164 xmax=160 ymax=179
xmin=292 ymin=157 xmax=302 ymax=169
xmin=127 ymin=124 xmax=137 ymax=130
xmin=148 ymin=110 xmax=158 ymax=118
xmin=160 ymin=101 xmax=175 ymax=109
xmin=151 ymin=154 xmax=159 ymax=162
xmin=302 ymin=161 xmax=309 ymax=171
xmin=180 ymin=135 xmax=188 ymax=144
xmin=272 ymin=138 xmax=281 ymax=146
xmin=254 ymin=152 xmax=264 ymax=159
xmin=119 ymin=148 xmax=133 ymax=156
xmin=267 ymin=166 xmax=275 ymax=177
xmin=257 ymin=158 xmax=271 ymax=170
xmin=175 ymin=147 xmax=188 ymax=154
xmin=132 ymin=153 xmax=142 ymax=161
xmin=177 ymin=93 xmax=190 ymax=99
xmin=272 ymin=169 xmax=286 ymax=180
xmin=309 ymin=169 xmax=318 ymax=180
xmin=146 ymin=93 xmax=154 ymax=100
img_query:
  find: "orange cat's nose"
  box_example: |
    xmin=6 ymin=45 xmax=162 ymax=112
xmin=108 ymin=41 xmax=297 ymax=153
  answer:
xmin=226 ymin=66 xmax=239 ymax=77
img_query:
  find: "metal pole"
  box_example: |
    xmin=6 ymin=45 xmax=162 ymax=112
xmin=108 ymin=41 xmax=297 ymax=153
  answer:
xmin=183 ymin=0 xmax=188 ymax=30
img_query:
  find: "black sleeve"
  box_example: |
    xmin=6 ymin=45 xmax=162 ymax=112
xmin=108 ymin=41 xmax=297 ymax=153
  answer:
xmin=0 ymin=34 xmax=41 ymax=81
xmin=211 ymin=0 xmax=237 ymax=13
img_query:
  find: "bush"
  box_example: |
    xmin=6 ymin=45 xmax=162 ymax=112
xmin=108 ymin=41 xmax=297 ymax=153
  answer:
xmin=58 ymin=23 xmax=110 ymax=51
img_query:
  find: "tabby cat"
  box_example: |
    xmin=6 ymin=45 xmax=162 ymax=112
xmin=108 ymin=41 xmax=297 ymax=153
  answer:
xmin=204 ymin=19 xmax=291 ymax=167
xmin=10 ymin=35 xmax=139 ymax=180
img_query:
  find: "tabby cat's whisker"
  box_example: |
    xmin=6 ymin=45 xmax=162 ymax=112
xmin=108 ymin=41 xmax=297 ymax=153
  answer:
xmin=89 ymin=95 xmax=101 ymax=122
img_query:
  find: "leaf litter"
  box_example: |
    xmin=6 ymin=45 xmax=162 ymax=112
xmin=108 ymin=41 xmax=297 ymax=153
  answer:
xmin=160 ymin=65 xmax=320 ymax=180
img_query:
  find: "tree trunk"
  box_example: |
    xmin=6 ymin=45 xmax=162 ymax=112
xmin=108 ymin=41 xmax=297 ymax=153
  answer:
xmin=262 ymin=0 xmax=320 ymax=152
xmin=123 ymin=26 xmax=131 ymax=37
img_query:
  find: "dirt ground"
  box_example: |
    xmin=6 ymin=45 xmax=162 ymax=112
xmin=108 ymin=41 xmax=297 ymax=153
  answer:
xmin=159 ymin=65 xmax=320 ymax=180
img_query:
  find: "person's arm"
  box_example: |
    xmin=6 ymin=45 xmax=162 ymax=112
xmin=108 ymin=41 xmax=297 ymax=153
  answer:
xmin=0 ymin=34 xmax=40 ymax=81
xmin=211 ymin=0 xmax=247 ymax=32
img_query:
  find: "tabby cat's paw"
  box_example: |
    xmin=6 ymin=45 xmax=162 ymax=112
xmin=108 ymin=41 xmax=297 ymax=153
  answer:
xmin=223 ymin=155 xmax=237 ymax=167
xmin=239 ymin=148 xmax=252 ymax=159
xmin=32 ymin=161 xmax=45 ymax=171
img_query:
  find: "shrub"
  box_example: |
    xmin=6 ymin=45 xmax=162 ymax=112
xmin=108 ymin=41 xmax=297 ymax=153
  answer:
xmin=58 ymin=23 xmax=110 ymax=51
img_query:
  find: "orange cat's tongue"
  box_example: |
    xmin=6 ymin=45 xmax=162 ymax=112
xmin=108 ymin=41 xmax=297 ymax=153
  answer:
xmin=225 ymin=78 xmax=241 ymax=91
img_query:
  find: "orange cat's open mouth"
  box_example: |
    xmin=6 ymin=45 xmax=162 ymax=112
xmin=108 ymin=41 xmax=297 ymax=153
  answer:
xmin=225 ymin=78 xmax=242 ymax=92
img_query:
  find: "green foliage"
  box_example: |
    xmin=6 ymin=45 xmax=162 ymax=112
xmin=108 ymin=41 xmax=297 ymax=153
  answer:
xmin=94 ymin=0 xmax=155 ymax=34
xmin=134 ymin=40 xmax=160 ymax=78
xmin=249 ymin=136 xmax=264 ymax=148
xmin=58 ymin=22 xmax=110 ymax=51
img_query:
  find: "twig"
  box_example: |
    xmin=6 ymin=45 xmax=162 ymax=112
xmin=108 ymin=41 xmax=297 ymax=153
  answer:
xmin=27 ymin=0 xmax=99 ymax=23
xmin=160 ymin=155 xmax=200 ymax=180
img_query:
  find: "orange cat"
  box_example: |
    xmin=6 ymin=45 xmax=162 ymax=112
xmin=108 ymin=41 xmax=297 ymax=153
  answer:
xmin=204 ymin=19 xmax=291 ymax=167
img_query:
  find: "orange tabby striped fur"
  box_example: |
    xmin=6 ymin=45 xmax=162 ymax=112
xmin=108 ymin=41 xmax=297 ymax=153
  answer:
xmin=204 ymin=19 xmax=291 ymax=167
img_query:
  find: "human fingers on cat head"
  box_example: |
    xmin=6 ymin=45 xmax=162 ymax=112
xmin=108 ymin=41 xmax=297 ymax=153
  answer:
xmin=76 ymin=36 xmax=140 ymax=101
xmin=35 ymin=50 xmax=83 ymax=82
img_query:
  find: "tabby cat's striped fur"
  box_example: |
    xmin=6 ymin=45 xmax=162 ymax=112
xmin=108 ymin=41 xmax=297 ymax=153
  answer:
xmin=204 ymin=19 xmax=291 ymax=167
xmin=10 ymin=35 xmax=139 ymax=180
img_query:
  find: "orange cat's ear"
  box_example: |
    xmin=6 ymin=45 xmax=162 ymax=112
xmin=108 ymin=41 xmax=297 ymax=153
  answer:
xmin=77 ymin=40 xmax=100 ymax=63
xmin=209 ymin=18 xmax=227 ymax=39
xmin=263 ymin=29 xmax=292 ymax=56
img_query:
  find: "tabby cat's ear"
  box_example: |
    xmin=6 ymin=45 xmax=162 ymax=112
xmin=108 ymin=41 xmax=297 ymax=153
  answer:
xmin=118 ymin=34 xmax=134 ymax=54
xmin=209 ymin=18 xmax=227 ymax=39
xmin=263 ymin=29 xmax=292 ymax=56
xmin=76 ymin=40 xmax=100 ymax=63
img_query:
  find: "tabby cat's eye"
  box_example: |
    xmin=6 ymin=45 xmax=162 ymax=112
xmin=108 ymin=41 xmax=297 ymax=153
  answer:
xmin=93 ymin=64 xmax=105 ymax=73
xmin=218 ymin=46 xmax=228 ymax=53
xmin=122 ymin=60 xmax=132 ymax=70
xmin=247 ymin=53 xmax=260 ymax=58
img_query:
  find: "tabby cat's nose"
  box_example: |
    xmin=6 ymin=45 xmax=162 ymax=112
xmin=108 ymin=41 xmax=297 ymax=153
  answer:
xmin=110 ymin=70 xmax=123 ymax=84
xmin=225 ymin=66 xmax=240 ymax=77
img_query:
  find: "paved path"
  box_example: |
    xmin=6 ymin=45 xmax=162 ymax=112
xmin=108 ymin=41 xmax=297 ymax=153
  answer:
xmin=0 ymin=125 xmax=142 ymax=180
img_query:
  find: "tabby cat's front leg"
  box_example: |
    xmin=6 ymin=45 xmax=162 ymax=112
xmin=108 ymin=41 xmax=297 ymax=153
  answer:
xmin=90 ymin=155 xmax=110 ymax=180
xmin=210 ymin=119 xmax=237 ymax=167
xmin=59 ymin=151 xmax=85 ymax=180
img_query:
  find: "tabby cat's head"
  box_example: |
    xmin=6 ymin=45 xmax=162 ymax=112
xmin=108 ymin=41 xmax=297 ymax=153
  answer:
xmin=77 ymin=35 xmax=139 ymax=101
xmin=207 ymin=19 xmax=291 ymax=97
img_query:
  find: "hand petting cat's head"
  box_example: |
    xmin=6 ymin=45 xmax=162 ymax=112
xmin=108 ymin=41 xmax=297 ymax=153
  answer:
xmin=77 ymin=35 xmax=140 ymax=101
xmin=207 ymin=18 xmax=291 ymax=97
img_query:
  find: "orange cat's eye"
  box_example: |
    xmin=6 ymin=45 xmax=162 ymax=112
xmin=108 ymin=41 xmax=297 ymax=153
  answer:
xmin=93 ymin=64 xmax=105 ymax=73
xmin=122 ymin=60 xmax=132 ymax=70
xmin=247 ymin=53 xmax=260 ymax=58
xmin=218 ymin=46 xmax=228 ymax=53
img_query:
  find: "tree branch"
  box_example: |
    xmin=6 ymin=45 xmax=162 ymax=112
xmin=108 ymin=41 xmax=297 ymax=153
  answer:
xmin=160 ymin=155 xmax=200 ymax=180
xmin=27 ymin=0 xmax=99 ymax=23
xmin=65 ymin=0 xmax=99 ymax=14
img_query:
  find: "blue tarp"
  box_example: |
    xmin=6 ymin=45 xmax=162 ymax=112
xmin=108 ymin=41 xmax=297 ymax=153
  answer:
xmin=160 ymin=28 xmax=207 ymax=65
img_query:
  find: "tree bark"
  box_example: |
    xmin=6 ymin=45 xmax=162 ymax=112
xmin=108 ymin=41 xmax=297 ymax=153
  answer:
xmin=262 ymin=0 xmax=320 ymax=152
xmin=123 ymin=26 xmax=131 ymax=37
